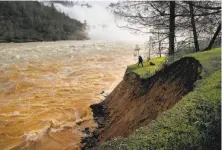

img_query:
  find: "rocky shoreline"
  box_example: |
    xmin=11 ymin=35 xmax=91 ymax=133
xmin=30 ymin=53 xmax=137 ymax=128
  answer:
xmin=80 ymin=103 xmax=108 ymax=149
xmin=80 ymin=91 xmax=110 ymax=149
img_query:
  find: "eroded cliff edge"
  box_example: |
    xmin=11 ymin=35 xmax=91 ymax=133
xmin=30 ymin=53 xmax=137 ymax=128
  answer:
xmin=82 ymin=57 xmax=202 ymax=149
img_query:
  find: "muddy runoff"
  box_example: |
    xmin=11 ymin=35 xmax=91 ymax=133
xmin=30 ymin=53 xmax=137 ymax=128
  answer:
xmin=0 ymin=40 xmax=141 ymax=150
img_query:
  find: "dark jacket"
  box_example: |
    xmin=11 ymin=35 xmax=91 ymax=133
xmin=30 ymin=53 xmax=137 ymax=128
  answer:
xmin=138 ymin=56 xmax=143 ymax=62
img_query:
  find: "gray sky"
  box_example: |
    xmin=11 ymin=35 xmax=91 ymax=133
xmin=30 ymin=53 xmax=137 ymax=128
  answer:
xmin=53 ymin=1 xmax=149 ymax=42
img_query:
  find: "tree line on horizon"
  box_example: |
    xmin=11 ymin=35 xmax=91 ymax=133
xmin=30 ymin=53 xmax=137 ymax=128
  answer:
xmin=0 ymin=1 xmax=88 ymax=43
xmin=110 ymin=1 xmax=221 ymax=56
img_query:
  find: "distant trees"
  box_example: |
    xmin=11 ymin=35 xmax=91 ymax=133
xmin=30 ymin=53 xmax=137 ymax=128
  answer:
xmin=110 ymin=1 xmax=221 ymax=56
xmin=0 ymin=1 xmax=88 ymax=42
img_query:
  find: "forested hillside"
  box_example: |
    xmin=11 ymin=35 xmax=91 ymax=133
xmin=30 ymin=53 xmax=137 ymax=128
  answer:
xmin=0 ymin=1 xmax=88 ymax=42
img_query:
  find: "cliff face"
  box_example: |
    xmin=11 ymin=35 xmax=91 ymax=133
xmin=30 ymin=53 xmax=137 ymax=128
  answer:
xmin=83 ymin=57 xmax=203 ymax=149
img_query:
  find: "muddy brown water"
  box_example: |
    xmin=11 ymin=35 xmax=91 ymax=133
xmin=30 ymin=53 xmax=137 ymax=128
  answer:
xmin=0 ymin=40 xmax=144 ymax=150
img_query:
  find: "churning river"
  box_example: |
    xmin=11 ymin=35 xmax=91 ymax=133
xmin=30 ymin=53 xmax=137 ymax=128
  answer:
xmin=0 ymin=40 xmax=141 ymax=150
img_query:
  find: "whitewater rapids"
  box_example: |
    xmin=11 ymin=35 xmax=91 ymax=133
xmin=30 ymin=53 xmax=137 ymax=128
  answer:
xmin=0 ymin=40 xmax=144 ymax=150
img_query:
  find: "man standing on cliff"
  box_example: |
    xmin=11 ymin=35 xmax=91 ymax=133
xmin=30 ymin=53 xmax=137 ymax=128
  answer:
xmin=138 ymin=55 xmax=143 ymax=67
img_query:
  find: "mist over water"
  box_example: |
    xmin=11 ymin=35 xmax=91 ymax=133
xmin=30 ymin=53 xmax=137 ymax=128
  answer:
xmin=53 ymin=1 xmax=148 ymax=42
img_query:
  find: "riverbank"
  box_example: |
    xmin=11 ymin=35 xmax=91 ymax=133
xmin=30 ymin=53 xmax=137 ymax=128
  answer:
xmin=82 ymin=47 xmax=221 ymax=149
xmin=0 ymin=38 xmax=89 ymax=43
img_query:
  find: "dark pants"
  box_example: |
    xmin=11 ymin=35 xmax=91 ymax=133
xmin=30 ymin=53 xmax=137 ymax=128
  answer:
xmin=138 ymin=61 xmax=143 ymax=67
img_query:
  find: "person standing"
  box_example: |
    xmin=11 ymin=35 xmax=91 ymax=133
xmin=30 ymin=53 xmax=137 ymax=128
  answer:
xmin=138 ymin=55 xmax=143 ymax=67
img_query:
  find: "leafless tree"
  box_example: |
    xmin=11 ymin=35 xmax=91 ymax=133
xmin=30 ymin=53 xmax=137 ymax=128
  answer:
xmin=109 ymin=1 xmax=221 ymax=56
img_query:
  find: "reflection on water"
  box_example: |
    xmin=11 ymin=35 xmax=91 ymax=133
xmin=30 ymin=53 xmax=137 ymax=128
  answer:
xmin=0 ymin=40 xmax=137 ymax=150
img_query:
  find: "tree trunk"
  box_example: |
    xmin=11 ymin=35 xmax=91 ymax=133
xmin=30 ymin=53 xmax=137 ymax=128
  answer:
xmin=204 ymin=23 xmax=221 ymax=51
xmin=189 ymin=2 xmax=200 ymax=52
xmin=159 ymin=41 xmax=162 ymax=57
xmin=169 ymin=1 xmax=175 ymax=55
xmin=157 ymin=28 xmax=162 ymax=57
xmin=148 ymin=36 xmax=152 ymax=60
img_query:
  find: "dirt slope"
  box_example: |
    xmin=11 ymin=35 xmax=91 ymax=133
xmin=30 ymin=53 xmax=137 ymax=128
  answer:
xmin=83 ymin=57 xmax=202 ymax=149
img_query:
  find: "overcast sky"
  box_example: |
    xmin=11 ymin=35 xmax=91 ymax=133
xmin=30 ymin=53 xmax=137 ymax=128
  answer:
xmin=53 ymin=1 xmax=149 ymax=43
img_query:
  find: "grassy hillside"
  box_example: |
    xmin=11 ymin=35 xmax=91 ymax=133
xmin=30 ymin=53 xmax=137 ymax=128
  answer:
xmin=95 ymin=47 xmax=221 ymax=150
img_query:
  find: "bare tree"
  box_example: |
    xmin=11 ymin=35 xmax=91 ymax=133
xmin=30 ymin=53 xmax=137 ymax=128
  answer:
xmin=109 ymin=1 xmax=221 ymax=56
xmin=204 ymin=23 xmax=221 ymax=50
xmin=188 ymin=1 xmax=200 ymax=52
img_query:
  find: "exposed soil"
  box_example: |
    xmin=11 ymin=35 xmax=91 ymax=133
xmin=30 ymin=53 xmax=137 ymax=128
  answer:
xmin=82 ymin=57 xmax=202 ymax=149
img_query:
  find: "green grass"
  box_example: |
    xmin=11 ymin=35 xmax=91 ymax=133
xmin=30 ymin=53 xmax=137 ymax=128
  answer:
xmin=95 ymin=47 xmax=221 ymax=150
xmin=187 ymin=48 xmax=221 ymax=78
xmin=127 ymin=47 xmax=221 ymax=79
xmin=126 ymin=57 xmax=166 ymax=78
